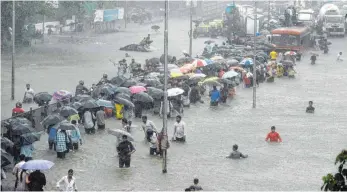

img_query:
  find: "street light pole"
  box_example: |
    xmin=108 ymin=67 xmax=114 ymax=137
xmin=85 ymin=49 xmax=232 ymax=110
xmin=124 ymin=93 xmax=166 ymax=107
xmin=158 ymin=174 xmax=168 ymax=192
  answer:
xmin=11 ymin=0 xmax=15 ymax=100
xmin=252 ymin=1 xmax=257 ymax=109
xmin=189 ymin=0 xmax=193 ymax=57
xmin=162 ymin=0 xmax=169 ymax=174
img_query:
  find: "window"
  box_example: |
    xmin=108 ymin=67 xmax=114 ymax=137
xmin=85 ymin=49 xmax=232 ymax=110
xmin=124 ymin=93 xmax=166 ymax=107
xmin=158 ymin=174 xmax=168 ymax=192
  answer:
xmin=271 ymin=34 xmax=298 ymax=46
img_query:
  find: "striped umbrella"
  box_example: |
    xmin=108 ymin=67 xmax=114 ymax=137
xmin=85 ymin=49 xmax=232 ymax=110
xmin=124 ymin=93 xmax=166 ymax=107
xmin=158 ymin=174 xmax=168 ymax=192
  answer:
xmin=191 ymin=59 xmax=207 ymax=68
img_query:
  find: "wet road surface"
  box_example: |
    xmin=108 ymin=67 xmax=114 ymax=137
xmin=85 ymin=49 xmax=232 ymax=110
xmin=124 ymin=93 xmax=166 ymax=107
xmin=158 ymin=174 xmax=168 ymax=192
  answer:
xmin=1 ymin=18 xmax=347 ymax=190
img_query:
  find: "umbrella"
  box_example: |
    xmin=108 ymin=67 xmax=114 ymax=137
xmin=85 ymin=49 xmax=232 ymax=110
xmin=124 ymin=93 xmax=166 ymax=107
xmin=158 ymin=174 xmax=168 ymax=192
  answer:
xmin=136 ymin=83 xmax=147 ymax=87
xmin=115 ymin=92 xmax=131 ymax=101
xmin=1 ymin=137 xmax=14 ymax=154
xmin=53 ymin=90 xmax=72 ymax=101
xmin=160 ymin=54 xmax=173 ymax=64
xmin=1 ymin=149 xmax=13 ymax=167
xmin=129 ymin=86 xmax=147 ymax=94
xmin=74 ymin=95 xmax=92 ymax=103
xmin=284 ymin=51 xmax=297 ymax=56
xmin=21 ymin=160 xmax=54 ymax=170
xmin=170 ymin=71 xmax=183 ymax=78
xmin=56 ymin=121 xmax=76 ymax=131
xmin=218 ymin=78 xmax=234 ymax=84
xmin=148 ymin=57 xmax=160 ymax=65
xmin=146 ymin=87 xmax=164 ymax=99
xmin=188 ymin=73 xmax=206 ymax=79
xmin=177 ymin=57 xmax=194 ymax=65
xmin=204 ymin=59 xmax=214 ymax=65
xmin=167 ymin=88 xmax=184 ymax=97
xmin=133 ymin=92 xmax=153 ymax=103
xmin=121 ymin=79 xmax=137 ymax=87
xmin=229 ymin=66 xmax=246 ymax=72
xmin=180 ymin=64 xmax=194 ymax=73
xmin=210 ymin=55 xmax=224 ymax=61
xmin=192 ymin=59 xmax=207 ymax=68
xmin=222 ymin=70 xmax=239 ymax=79
xmin=71 ymin=102 xmax=83 ymax=110
xmin=83 ymin=100 xmax=99 ymax=109
xmin=239 ymin=58 xmax=254 ymax=66
xmin=151 ymin=25 xmax=160 ymax=30
xmin=282 ymin=60 xmax=294 ymax=66
xmin=60 ymin=106 xmax=78 ymax=117
xmin=143 ymin=79 xmax=161 ymax=87
xmin=11 ymin=124 xmax=35 ymax=136
xmin=7 ymin=117 xmax=32 ymax=128
xmin=204 ymin=40 xmax=215 ymax=44
xmin=114 ymin=97 xmax=135 ymax=108
xmin=20 ymin=132 xmax=42 ymax=145
xmin=110 ymin=76 xmax=127 ymax=86
xmin=201 ymin=77 xmax=221 ymax=86
xmin=96 ymin=99 xmax=114 ymax=109
xmin=100 ymin=86 xmax=114 ymax=95
xmin=113 ymin=87 xmax=131 ymax=95
xmin=41 ymin=115 xmax=61 ymax=127
xmin=226 ymin=59 xmax=239 ymax=66
xmin=33 ymin=92 xmax=52 ymax=104
xmin=107 ymin=129 xmax=134 ymax=141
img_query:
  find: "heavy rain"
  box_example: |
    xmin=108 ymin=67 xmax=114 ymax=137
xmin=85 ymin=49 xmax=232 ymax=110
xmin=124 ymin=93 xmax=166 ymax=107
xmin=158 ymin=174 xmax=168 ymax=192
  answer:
xmin=1 ymin=0 xmax=347 ymax=191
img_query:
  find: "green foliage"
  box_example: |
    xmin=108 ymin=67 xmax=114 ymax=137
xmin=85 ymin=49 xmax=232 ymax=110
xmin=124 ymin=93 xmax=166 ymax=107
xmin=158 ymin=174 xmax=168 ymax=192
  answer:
xmin=335 ymin=150 xmax=347 ymax=165
xmin=321 ymin=150 xmax=347 ymax=191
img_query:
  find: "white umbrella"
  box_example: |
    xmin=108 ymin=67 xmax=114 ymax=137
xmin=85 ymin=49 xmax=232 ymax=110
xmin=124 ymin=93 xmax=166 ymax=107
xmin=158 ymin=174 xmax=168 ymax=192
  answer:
xmin=21 ymin=160 xmax=54 ymax=170
xmin=167 ymin=88 xmax=184 ymax=97
xmin=222 ymin=70 xmax=239 ymax=79
xmin=107 ymin=129 xmax=134 ymax=141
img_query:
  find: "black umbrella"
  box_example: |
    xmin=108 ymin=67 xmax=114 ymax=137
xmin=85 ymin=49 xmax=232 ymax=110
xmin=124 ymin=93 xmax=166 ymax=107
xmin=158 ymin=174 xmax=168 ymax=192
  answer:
xmin=113 ymin=87 xmax=131 ymax=95
xmin=34 ymin=92 xmax=52 ymax=104
xmin=101 ymin=86 xmax=114 ymax=95
xmin=59 ymin=106 xmax=78 ymax=117
xmin=160 ymin=54 xmax=173 ymax=64
xmin=136 ymin=82 xmax=147 ymax=87
xmin=204 ymin=40 xmax=215 ymax=44
xmin=1 ymin=149 xmax=13 ymax=167
xmin=188 ymin=78 xmax=202 ymax=85
xmin=20 ymin=132 xmax=41 ymax=145
xmin=10 ymin=124 xmax=35 ymax=136
xmin=121 ymin=79 xmax=137 ymax=87
xmin=144 ymin=79 xmax=162 ymax=87
xmin=71 ymin=102 xmax=83 ymax=110
xmin=146 ymin=87 xmax=164 ymax=99
xmin=74 ymin=95 xmax=92 ymax=103
xmin=151 ymin=25 xmax=160 ymax=30
xmin=110 ymin=76 xmax=127 ymax=86
xmin=83 ymin=100 xmax=99 ymax=109
xmin=115 ymin=92 xmax=131 ymax=101
xmin=1 ymin=137 xmax=14 ymax=155
xmin=7 ymin=117 xmax=32 ymax=128
xmin=41 ymin=115 xmax=61 ymax=127
xmin=56 ymin=121 xmax=76 ymax=131
xmin=133 ymin=92 xmax=153 ymax=103
xmin=218 ymin=78 xmax=234 ymax=84
xmin=114 ymin=97 xmax=135 ymax=108
xmin=148 ymin=57 xmax=160 ymax=65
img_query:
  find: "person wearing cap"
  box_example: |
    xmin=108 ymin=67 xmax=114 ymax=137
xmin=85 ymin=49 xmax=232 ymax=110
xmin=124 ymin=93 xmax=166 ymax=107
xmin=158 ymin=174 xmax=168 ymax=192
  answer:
xmin=265 ymin=126 xmax=282 ymax=142
xmin=189 ymin=178 xmax=203 ymax=191
xmin=116 ymin=135 xmax=136 ymax=168
xmin=226 ymin=144 xmax=248 ymax=159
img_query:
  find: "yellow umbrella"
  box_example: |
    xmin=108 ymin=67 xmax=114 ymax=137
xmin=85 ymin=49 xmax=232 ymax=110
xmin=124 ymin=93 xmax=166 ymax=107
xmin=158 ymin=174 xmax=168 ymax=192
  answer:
xmin=200 ymin=77 xmax=221 ymax=86
xmin=170 ymin=72 xmax=183 ymax=78
xmin=210 ymin=55 xmax=224 ymax=61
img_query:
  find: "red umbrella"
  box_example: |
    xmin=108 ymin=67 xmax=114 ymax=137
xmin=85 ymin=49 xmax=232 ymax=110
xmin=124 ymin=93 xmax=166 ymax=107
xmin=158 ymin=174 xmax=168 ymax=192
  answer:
xmin=129 ymin=86 xmax=146 ymax=94
xmin=180 ymin=64 xmax=194 ymax=74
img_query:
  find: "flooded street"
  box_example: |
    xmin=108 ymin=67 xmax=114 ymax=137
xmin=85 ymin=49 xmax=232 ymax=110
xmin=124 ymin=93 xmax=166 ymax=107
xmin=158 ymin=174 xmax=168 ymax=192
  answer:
xmin=1 ymin=18 xmax=347 ymax=190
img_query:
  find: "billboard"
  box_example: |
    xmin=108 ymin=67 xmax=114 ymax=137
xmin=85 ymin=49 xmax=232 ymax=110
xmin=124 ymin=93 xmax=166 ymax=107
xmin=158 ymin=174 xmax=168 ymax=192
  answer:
xmin=94 ymin=8 xmax=125 ymax=22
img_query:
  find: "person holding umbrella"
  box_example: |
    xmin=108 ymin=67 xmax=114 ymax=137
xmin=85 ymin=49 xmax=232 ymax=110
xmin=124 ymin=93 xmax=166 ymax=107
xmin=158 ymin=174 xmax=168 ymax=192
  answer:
xmin=83 ymin=109 xmax=95 ymax=134
xmin=27 ymin=169 xmax=46 ymax=191
xmin=56 ymin=129 xmax=69 ymax=159
xmin=95 ymin=106 xmax=106 ymax=130
xmin=116 ymin=135 xmax=136 ymax=168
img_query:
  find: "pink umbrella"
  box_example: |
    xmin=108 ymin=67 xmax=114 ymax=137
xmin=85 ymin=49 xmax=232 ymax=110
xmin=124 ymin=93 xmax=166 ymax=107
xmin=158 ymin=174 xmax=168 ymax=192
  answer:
xmin=129 ymin=86 xmax=146 ymax=94
xmin=192 ymin=59 xmax=207 ymax=67
xmin=180 ymin=64 xmax=194 ymax=74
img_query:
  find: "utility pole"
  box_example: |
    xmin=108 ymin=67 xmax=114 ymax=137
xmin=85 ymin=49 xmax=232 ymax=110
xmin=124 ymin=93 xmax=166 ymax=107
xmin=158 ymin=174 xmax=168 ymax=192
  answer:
xmin=124 ymin=0 xmax=127 ymax=28
xmin=42 ymin=14 xmax=45 ymax=43
xmin=189 ymin=0 xmax=193 ymax=57
xmin=252 ymin=1 xmax=257 ymax=109
xmin=162 ymin=0 xmax=169 ymax=174
xmin=11 ymin=0 xmax=15 ymax=100
xmin=268 ymin=0 xmax=271 ymax=23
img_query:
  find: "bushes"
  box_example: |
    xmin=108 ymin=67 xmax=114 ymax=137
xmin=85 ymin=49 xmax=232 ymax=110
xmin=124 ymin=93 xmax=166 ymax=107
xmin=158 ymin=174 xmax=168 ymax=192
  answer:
xmin=321 ymin=150 xmax=347 ymax=191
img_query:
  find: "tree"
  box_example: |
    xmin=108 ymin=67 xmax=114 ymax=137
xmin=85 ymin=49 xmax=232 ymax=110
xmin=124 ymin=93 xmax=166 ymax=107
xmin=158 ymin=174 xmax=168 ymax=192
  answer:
xmin=1 ymin=1 xmax=55 ymax=47
xmin=321 ymin=150 xmax=347 ymax=191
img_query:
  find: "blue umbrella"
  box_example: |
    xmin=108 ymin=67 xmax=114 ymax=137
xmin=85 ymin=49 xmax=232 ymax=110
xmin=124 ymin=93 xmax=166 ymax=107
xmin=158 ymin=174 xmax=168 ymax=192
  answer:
xmin=240 ymin=58 xmax=254 ymax=66
xmin=21 ymin=160 xmax=54 ymax=170
xmin=96 ymin=99 xmax=114 ymax=109
xmin=204 ymin=59 xmax=214 ymax=65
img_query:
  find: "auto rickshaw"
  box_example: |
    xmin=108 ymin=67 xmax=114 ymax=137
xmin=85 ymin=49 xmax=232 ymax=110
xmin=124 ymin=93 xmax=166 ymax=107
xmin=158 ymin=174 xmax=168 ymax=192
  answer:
xmin=194 ymin=23 xmax=209 ymax=38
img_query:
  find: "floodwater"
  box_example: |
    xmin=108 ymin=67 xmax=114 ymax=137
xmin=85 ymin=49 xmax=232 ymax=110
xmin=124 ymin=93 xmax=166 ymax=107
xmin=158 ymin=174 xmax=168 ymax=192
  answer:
xmin=1 ymin=18 xmax=347 ymax=190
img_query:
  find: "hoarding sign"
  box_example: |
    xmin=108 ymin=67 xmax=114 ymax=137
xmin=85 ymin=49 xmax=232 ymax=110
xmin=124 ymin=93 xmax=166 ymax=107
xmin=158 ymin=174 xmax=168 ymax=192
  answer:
xmin=103 ymin=9 xmax=119 ymax=22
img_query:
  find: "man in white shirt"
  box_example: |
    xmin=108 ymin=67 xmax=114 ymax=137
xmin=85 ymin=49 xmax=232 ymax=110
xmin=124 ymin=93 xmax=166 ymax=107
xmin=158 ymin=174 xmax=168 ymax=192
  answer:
xmin=141 ymin=116 xmax=157 ymax=138
xmin=23 ymin=84 xmax=35 ymax=103
xmin=172 ymin=115 xmax=186 ymax=142
xmin=57 ymin=169 xmax=77 ymax=192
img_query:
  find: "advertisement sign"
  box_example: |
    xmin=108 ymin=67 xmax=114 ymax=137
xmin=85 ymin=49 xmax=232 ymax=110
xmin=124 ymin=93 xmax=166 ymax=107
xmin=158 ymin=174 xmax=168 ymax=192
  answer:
xmin=103 ymin=9 xmax=119 ymax=22
xmin=94 ymin=10 xmax=104 ymax=22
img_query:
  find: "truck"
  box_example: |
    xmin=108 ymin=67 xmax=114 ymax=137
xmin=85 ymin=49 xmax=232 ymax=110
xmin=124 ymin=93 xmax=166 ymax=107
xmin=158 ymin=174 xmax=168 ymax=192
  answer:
xmin=297 ymin=9 xmax=315 ymax=29
xmin=317 ymin=4 xmax=345 ymax=37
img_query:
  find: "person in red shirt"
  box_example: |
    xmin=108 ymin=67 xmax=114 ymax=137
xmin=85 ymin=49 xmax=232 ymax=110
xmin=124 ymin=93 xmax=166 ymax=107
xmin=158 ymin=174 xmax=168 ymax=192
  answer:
xmin=12 ymin=102 xmax=25 ymax=117
xmin=265 ymin=126 xmax=282 ymax=142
